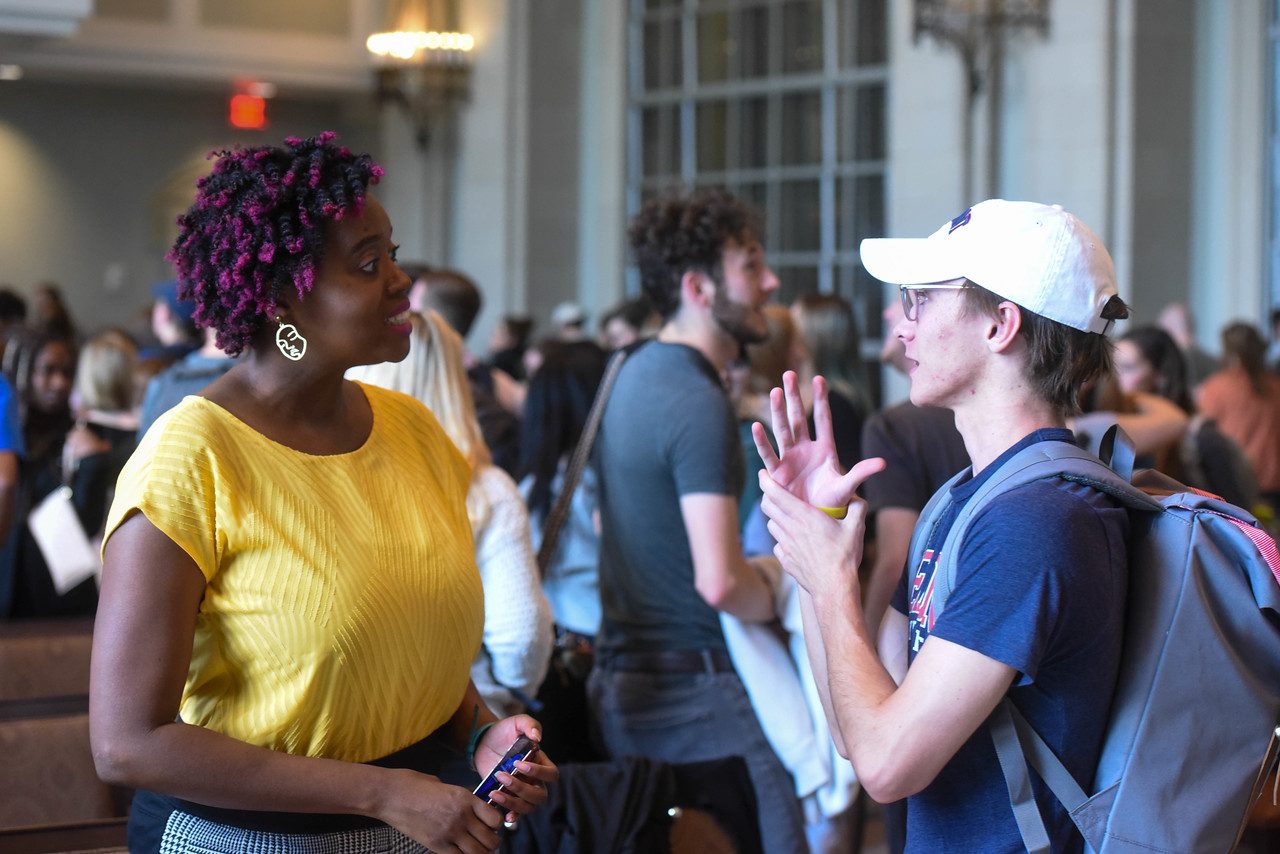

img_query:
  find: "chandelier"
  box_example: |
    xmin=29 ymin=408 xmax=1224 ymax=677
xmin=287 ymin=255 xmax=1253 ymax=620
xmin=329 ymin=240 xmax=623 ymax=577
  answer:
xmin=367 ymin=0 xmax=474 ymax=148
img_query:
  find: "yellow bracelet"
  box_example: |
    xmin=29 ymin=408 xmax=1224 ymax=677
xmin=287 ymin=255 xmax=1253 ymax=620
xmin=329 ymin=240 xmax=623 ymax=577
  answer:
xmin=818 ymin=505 xmax=848 ymax=520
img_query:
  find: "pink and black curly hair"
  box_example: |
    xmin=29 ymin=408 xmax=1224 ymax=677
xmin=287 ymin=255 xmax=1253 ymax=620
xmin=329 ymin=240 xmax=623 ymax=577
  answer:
xmin=166 ymin=132 xmax=384 ymax=355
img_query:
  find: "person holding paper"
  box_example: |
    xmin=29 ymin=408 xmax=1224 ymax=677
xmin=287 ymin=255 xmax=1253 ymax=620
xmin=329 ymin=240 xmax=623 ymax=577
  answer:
xmin=1 ymin=329 xmax=101 ymax=618
xmin=89 ymin=133 xmax=557 ymax=854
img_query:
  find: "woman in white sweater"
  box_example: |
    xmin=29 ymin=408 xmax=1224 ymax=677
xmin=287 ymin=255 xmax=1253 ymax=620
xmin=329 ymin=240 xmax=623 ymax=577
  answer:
xmin=349 ymin=311 xmax=553 ymax=715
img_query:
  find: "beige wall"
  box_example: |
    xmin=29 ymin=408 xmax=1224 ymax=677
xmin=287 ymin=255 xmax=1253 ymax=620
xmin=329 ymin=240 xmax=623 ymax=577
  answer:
xmin=0 ymin=79 xmax=376 ymax=333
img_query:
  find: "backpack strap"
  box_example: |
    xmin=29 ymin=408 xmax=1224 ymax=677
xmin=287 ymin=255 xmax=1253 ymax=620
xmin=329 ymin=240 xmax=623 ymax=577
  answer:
xmin=1097 ymin=422 xmax=1135 ymax=482
xmin=989 ymin=702 xmax=1053 ymax=854
xmin=905 ymin=466 xmax=971 ymax=616
xmin=536 ymin=347 xmax=629 ymax=576
xmin=935 ymin=436 xmax=1158 ymax=609
xmin=906 ymin=430 xmax=1154 ymax=618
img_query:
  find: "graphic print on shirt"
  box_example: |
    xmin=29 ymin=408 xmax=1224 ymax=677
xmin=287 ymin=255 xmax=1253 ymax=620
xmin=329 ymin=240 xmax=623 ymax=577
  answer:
xmin=908 ymin=548 xmax=940 ymax=657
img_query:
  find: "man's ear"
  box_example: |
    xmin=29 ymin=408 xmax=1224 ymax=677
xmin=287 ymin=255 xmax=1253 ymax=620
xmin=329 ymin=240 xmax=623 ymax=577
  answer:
xmin=679 ymin=270 xmax=715 ymax=309
xmin=986 ymin=301 xmax=1023 ymax=353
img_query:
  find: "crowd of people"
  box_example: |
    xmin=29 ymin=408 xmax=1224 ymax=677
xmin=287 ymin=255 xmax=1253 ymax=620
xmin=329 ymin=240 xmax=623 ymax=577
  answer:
xmin=2 ymin=132 xmax=1279 ymax=853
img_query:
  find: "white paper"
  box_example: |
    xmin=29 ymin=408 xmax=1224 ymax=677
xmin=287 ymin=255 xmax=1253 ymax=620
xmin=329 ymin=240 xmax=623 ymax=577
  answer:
xmin=28 ymin=485 xmax=100 ymax=594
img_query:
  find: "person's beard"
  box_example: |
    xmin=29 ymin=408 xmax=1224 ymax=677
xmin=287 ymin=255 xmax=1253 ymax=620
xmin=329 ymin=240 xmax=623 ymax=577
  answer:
xmin=711 ymin=283 xmax=768 ymax=346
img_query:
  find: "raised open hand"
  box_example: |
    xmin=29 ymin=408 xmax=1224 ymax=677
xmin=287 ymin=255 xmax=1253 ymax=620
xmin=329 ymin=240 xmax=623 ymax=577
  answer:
xmin=752 ymin=371 xmax=885 ymax=509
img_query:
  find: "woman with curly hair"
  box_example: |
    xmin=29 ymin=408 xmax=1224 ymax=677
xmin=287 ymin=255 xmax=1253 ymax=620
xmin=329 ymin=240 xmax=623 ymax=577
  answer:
xmin=89 ymin=133 xmax=556 ymax=854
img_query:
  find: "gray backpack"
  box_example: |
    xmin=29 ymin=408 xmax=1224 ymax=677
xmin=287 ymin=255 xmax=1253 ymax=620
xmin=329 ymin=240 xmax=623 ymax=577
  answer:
xmin=909 ymin=428 xmax=1280 ymax=853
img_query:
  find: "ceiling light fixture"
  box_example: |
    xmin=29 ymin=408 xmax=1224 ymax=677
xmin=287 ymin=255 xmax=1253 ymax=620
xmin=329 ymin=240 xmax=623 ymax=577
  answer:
xmin=367 ymin=0 xmax=473 ymax=148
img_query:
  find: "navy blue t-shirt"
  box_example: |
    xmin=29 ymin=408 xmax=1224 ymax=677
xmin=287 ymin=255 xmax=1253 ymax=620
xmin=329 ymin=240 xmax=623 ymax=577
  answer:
xmin=890 ymin=429 xmax=1129 ymax=853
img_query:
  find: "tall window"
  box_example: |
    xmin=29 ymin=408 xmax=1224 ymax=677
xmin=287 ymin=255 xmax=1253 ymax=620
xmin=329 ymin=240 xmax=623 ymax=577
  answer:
xmin=627 ymin=0 xmax=889 ymax=346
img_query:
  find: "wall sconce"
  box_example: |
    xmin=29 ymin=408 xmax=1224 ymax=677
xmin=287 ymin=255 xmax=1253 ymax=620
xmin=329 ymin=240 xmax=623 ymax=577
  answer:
xmin=367 ymin=0 xmax=474 ymax=149
xmin=914 ymin=0 xmax=1050 ymax=201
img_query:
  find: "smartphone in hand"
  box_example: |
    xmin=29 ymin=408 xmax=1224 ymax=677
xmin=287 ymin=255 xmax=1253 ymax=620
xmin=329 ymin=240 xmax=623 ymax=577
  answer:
xmin=473 ymin=736 xmax=538 ymax=804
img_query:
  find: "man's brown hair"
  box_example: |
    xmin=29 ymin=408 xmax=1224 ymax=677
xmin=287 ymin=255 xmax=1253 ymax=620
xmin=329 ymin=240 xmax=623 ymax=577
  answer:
xmin=627 ymin=189 xmax=762 ymax=321
xmin=961 ymin=283 xmax=1128 ymax=417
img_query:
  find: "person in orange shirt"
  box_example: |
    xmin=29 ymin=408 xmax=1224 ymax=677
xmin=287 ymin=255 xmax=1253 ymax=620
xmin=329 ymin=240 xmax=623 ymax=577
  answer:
xmin=1197 ymin=321 xmax=1280 ymax=515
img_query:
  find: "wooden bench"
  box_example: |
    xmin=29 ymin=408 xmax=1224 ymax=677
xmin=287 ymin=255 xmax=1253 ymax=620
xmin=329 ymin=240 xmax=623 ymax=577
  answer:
xmin=0 ymin=617 xmax=128 ymax=846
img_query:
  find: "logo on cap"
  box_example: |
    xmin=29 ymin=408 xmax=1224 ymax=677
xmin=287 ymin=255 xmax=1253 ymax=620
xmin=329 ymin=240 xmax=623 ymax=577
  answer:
xmin=948 ymin=208 xmax=972 ymax=234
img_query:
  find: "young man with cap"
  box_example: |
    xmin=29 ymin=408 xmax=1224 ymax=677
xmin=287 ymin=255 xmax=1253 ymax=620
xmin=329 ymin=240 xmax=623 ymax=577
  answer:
xmin=757 ymin=200 xmax=1130 ymax=851
xmin=142 ymin=280 xmax=200 ymax=364
xmin=588 ymin=188 xmax=808 ymax=853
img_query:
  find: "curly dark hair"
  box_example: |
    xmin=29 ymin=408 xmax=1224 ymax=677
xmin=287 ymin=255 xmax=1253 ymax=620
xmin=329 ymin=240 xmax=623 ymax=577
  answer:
xmin=627 ymin=189 xmax=762 ymax=321
xmin=167 ymin=132 xmax=384 ymax=355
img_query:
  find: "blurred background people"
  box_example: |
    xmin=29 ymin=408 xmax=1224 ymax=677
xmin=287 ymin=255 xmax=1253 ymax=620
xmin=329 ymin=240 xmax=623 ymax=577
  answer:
xmin=488 ymin=313 xmax=534 ymax=381
xmin=3 ymin=329 xmax=96 ymax=617
xmin=791 ymin=293 xmax=872 ymax=472
xmin=0 ymin=287 xmax=28 ymax=357
xmin=1268 ymin=308 xmax=1280 ymax=372
xmin=516 ymin=338 xmax=607 ymax=763
xmin=518 ymin=339 xmax=607 ymax=639
xmin=31 ymin=283 xmax=77 ymax=341
xmin=599 ymin=296 xmax=656 ymax=352
xmin=68 ymin=329 xmax=140 ymax=530
xmin=1158 ymin=300 xmax=1219 ymax=387
xmin=1111 ymin=326 xmax=1258 ymax=510
xmin=139 ymin=280 xmax=200 ymax=367
xmin=136 ymin=325 xmax=236 ymax=440
xmin=1198 ymin=321 xmax=1280 ymax=515
xmin=413 ymin=266 xmax=524 ymax=475
xmin=550 ymin=301 xmax=589 ymax=343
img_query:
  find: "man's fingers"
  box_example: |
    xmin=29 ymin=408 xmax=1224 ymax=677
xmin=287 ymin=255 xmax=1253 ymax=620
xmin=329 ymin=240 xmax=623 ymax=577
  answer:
xmin=769 ymin=387 xmax=794 ymax=453
xmin=760 ymin=470 xmax=823 ymax=522
xmin=811 ymin=375 xmax=835 ymax=451
xmin=752 ymin=421 xmax=780 ymax=474
xmin=838 ymin=457 xmax=888 ymax=496
xmin=782 ymin=370 xmax=810 ymax=443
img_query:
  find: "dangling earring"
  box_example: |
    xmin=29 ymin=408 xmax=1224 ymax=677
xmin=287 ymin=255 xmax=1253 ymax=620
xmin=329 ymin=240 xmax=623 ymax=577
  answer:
xmin=275 ymin=316 xmax=307 ymax=361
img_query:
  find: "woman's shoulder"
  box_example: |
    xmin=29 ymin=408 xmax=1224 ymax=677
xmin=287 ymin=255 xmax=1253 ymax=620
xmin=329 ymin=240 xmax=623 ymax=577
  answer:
xmin=474 ymin=463 xmax=522 ymax=505
xmin=137 ymin=396 xmax=236 ymax=451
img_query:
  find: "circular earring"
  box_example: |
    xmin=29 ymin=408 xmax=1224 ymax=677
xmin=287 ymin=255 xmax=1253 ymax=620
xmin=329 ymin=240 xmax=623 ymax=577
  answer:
xmin=275 ymin=316 xmax=308 ymax=361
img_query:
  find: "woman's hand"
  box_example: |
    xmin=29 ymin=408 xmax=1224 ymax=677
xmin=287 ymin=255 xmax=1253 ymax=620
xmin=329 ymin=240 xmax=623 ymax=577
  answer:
xmin=752 ymin=371 xmax=884 ymax=508
xmin=378 ymin=769 xmax=504 ymax=853
xmin=472 ymin=715 xmax=558 ymax=824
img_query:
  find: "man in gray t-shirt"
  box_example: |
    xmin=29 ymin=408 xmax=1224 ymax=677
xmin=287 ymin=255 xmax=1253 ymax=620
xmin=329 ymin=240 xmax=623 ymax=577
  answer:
xmin=588 ymin=190 xmax=806 ymax=853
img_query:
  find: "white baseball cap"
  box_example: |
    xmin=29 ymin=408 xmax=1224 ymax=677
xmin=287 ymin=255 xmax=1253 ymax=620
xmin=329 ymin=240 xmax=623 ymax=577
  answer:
xmin=859 ymin=199 xmax=1120 ymax=334
xmin=551 ymin=301 xmax=586 ymax=326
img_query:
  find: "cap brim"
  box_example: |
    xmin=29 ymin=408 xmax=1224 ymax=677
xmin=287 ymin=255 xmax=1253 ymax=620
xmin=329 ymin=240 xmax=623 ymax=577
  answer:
xmin=859 ymin=238 xmax=966 ymax=286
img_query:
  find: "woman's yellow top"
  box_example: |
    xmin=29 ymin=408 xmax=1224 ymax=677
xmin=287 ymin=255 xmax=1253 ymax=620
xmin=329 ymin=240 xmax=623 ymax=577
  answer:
xmin=103 ymin=382 xmax=484 ymax=763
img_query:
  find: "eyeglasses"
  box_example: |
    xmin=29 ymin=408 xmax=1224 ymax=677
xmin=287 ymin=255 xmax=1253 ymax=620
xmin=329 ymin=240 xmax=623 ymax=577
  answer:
xmin=899 ymin=283 xmax=969 ymax=322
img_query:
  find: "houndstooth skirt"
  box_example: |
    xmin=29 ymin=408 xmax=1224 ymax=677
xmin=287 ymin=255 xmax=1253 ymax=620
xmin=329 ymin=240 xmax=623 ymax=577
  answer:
xmin=158 ymin=809 xmax=431 ymax=854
